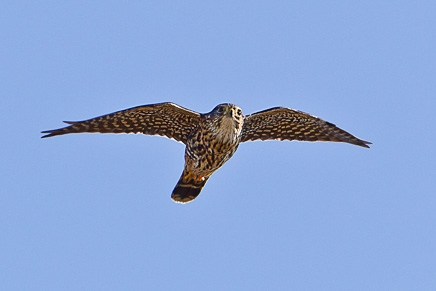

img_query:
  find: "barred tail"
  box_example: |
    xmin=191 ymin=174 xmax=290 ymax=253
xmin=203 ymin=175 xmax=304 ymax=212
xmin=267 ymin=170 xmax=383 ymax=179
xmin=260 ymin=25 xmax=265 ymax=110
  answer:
xmin=171 ymin=170 xmax=209 ymax=204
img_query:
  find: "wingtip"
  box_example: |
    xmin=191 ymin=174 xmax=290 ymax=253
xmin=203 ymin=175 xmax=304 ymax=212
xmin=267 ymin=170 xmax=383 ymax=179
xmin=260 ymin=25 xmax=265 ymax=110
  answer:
xmin=41 ymin=121 xmax=77 ymax=138
xmin=41 ymin=128 xmax=66 ymax=138
xmin=40 ymin=130 xmax=52 ymax=138
xmin=362 ymin=140 xmax=372 ymax=148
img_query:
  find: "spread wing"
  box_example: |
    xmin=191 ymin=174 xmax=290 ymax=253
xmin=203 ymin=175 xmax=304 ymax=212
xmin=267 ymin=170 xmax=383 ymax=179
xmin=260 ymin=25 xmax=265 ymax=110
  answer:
xmin=41 ymin=102 xmax=201 ymax=144
xmin=241 ymin=107 xmax=371 ymax=148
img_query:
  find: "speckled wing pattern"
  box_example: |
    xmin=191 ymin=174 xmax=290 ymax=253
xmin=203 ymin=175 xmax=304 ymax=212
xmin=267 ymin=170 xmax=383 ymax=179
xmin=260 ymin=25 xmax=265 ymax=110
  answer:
xmin=241 ymin=107 xmax=371 ymax=148
xmin=41 ymin=102 xmax=201 ymax=144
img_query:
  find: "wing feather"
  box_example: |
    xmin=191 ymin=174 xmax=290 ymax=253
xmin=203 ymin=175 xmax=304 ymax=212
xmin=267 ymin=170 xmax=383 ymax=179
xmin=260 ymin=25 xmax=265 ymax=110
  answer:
xmin=241 ymin=107 xmax=371 ymax=148
xmin=41 ymin=102 xmax=201 ymax=144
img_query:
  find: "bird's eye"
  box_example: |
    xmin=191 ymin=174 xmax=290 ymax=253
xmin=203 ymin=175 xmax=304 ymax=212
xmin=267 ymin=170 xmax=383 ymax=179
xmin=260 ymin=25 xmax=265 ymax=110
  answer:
xmin=217 ymin=107 xmax=224 ymax=113
xmin=237 ymin=109 xmax=242 ymax=116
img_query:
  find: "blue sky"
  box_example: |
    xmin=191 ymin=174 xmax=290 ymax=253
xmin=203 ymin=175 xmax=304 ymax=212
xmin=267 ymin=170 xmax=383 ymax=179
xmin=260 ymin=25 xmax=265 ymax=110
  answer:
xmin=1 ymin=1 xmax=435 ymax=290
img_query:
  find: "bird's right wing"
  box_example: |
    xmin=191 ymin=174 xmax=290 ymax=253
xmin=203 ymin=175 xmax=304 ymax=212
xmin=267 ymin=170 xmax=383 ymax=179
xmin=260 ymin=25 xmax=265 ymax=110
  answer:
xmin=41 ymin=102 xmax=201 ymax=144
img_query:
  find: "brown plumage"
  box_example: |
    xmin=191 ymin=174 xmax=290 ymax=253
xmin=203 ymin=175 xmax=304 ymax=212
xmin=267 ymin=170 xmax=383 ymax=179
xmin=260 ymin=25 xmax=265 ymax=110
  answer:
xmin=42 ymin=102 xmax=371 ymax=203
xmin=241 ymin=107 xmax=370 ymax=148
xmin=41 ymin=103 xmax=200 ymax=143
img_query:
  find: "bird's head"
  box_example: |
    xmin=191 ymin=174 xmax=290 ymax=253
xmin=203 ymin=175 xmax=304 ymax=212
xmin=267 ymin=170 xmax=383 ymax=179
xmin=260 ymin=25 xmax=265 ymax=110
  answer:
xmin=210 ymin=103 xmax=243 ymax=119
xmin=205 ymin=103 xmax=244 ymax=141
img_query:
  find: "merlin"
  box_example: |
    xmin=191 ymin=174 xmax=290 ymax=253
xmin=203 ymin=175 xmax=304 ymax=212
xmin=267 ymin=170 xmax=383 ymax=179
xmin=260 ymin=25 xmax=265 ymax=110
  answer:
xmin=42 ymin=102 xmax=371 ymax=203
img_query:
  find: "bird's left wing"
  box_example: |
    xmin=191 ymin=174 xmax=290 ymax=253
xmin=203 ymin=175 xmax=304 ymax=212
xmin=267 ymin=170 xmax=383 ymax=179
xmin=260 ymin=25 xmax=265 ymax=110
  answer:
xmin=240 ymin=107 xmax=371 ymax=148
xmin=41 ymin=102 xmax=201 ymax=144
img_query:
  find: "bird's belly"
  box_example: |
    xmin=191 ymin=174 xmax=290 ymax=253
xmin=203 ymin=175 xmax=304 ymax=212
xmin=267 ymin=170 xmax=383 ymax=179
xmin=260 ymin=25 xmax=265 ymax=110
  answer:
xmin=186 ymin=141 xmax=239 ymax=176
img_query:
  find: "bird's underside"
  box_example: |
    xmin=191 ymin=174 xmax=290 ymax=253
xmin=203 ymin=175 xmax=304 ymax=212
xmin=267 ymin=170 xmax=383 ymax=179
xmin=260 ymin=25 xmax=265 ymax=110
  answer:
xmin=42 ymin=102 xmax=371 ymax=203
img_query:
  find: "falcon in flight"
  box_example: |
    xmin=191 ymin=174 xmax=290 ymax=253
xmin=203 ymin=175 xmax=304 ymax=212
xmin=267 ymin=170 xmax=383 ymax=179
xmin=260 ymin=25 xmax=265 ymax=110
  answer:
xmin=42 ymin=102 xmax=371 ymax=203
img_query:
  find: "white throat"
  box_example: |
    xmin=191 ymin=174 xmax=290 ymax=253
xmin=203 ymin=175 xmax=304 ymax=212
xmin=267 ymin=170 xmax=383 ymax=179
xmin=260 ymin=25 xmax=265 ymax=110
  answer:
xmin=212 ymin=116 xmax=240 ymax=144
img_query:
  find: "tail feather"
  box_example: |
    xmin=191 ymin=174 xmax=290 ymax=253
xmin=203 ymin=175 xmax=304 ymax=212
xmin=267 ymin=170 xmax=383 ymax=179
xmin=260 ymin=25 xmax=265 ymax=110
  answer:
xmin=171 ymin=170 xmax=209 ymax=203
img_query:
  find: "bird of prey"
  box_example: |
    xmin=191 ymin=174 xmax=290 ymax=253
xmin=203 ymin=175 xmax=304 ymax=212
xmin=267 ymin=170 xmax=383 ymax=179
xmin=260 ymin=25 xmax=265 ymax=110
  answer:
xmin=42 ymin=102 xmax=371 ymax=203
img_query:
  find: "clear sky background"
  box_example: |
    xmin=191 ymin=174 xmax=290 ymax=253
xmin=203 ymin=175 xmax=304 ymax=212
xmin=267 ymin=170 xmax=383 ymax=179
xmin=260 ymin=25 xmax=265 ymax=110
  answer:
xmin=1 ymin=1 xmax=435 ymax=290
